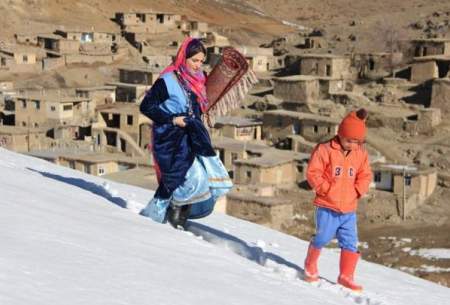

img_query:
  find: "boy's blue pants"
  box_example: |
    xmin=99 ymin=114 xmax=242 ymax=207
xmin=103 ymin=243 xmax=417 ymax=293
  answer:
xmin=311 ymin=207 xmax=358 ymax=252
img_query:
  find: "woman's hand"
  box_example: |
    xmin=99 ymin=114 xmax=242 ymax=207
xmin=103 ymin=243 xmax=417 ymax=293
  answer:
xmin=172 ymin=116 xmax=187 ymax=127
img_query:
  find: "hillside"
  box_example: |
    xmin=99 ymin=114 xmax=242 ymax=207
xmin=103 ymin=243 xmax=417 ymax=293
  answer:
xmin=1 ymin=0 xmax=449 ymax=50
xmin=1 ymin=148 xmax=449 ymax=304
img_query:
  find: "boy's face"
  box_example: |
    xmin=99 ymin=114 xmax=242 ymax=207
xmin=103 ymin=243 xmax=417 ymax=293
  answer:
xmin=339 ymin=136 xmax=363 ymax=151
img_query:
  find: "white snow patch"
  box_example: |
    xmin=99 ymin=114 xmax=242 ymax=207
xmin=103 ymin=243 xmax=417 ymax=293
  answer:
xmin=410 ymin=249 xmax=450 ymax=260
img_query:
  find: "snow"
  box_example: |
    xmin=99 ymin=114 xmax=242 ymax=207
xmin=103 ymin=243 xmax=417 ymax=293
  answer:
xmin=410 ymin=249 xmax=450 ymax=260
xmin=0 ymin=147 xmax=449 ymax=305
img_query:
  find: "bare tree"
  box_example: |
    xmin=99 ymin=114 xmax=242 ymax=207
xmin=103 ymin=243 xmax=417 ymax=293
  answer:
xmin=375 ymin=19 xmax=409 ymax=77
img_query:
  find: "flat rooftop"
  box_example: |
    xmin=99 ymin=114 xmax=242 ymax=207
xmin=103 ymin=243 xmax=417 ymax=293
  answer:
xmin=263 ymin=109 xmax=340 ymax=124
xmin=214 ymin=116 xmax=262 ymax=127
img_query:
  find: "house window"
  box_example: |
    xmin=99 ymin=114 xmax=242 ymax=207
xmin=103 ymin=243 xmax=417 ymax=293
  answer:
xmin=22 ymin=121 xmax=26 ymax=127
xmin=327 ymin=126 xmax=332 ymax=134
xmin=21 ymin=100 xmax=26 ymax=108
xmin=231 ymin=153 xmax=238 ymax=162
xmin=127 ymin=115 xmax=133 ymax=125
xmin=374 ymin=172 xmax=382 ymax=183
xmin=1 ymin=57 xmax=6 ymax=66
xmin=34 ymin=100 xmax=40 ymax=109
xmin=63 ymin=105 xmax=73 ymax=111
xmin=84 ymin=164 xmax=91 ymax=174
xmin=246 ymin=170 xmax=252 ymax=179
xmin=98 ymin=167 xmax=105 ymax=175
xmin=34 ymin=123 xmax=39 ymax=128
xmin=313 ymin=125 xmax=319 ymax=133
xmin=404 ymin=175 xmax=412 ymax=186
xmin=23 ymin=55 xmax=28 ymax=63
xmin=277 ymin=116 xmax=283 ymax=127
xmin=326 ymin=64 xmax=331 ymax=76
xmin=369 ymin=58 xmax=375 ymax=70
xmin=69 ymin=161 xmax=75 ymax=169
xmin=50 ymin=106 xmax=56 ymax=111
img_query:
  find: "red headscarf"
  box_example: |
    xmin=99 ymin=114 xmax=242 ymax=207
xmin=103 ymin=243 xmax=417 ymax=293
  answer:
xmin=161 ymin=37 xmax=208 ymax=112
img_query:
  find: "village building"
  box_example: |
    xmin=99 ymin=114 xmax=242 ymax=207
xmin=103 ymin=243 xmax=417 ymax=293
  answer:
xmin=37 ymin=33 xmax=80 ymax=56
xmin=36 ymin=31 xmax=125 ymax=66
xmin=15 ymin=33 xmax=40 ymax=45
xmin=366 ymin=104 xmax=441 ymax=135
xmin=262 ymin=109 xmax=340 ymax=143
xmin=205 ymin=32 xmax=230 ymax=47
xmin=211 ymin=136 xmax=269 ymax=175
xmin=273 ymin=75 xmax=320 ymax=106
xmin=431 ymin=78 xmax=450 ymax=114
xmin=0 ymin=125 xmax=47 ymax=152
xmin=179 ymin=19 xmax=209 ymax=39
xmin=299 ymin=54 xmax=353 ymax=79
xmin=352 ymin=52 xmax=404 ymax=79
xmin=236 ymin=46 xmax=274 ymax=73
xmin=115 ymin=11 xmax=181 ymax=34
xmin=75 ymin=86 xmax=116 ymax=107
xmin=93 ymin=103 xmax=151 ymax=158
xmin=410 ymin=55 xmax=450 ymax=83
xmin=0 ymin=44 xmax=45 ymax=73
xmin=233 ymin=149 xmax=301 ymax=187
xmin=302 ymin=35 xmax=328 ymax=50
xmin=226 ymin=190 xmax=294 ymax=230
xmin=28 ymin=149 xmax=149 ymax=177
xmin=54 ymin=29 xmax=119 ymax=44
xmin=212 ymin=116 xmax=263 ymax=141
xmin=412 ymin=38 xmax=450 ymax=57
xmin=12 ymin=90 xmax=95 ymax=129
xmin=142 ymin=55 xmax=173 ymax=69
xmin=109 ymin=65 xmax=161 ymax=103
xmin=372 ymin=163 xmax=437 ymax=217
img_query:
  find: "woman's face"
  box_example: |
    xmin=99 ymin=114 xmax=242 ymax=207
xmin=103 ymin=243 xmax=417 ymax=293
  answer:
xmin=186 ymin=52 xmax=205 ymax=73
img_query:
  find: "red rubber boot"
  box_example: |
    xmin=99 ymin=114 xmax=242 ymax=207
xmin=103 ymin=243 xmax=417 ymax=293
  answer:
xmin=337 ymin=249 xmax=363 ymax=292
xmin=304 ymin=244 xmax=321 ymax=282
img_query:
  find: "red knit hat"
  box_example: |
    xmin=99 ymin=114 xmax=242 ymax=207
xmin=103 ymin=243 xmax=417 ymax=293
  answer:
xmin=337 ymin=108 xmax=368 ymax=141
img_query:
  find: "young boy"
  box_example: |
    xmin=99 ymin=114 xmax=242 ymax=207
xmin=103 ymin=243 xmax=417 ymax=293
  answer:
xmin=304 ymin=108 xmax=372 ymax=292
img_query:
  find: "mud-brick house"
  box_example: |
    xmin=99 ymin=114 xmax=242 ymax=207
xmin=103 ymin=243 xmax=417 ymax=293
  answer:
xmin=226 ymin=191 xmax=294 ymax=231
xmin=93 ymin=103 xmax=151 ymax=158
xmin=372 ymin=163 xmax=437 ymax=216
xmin=115 ymin=11 xmax=180 ymax=34
xmin=298 ymin=54 xmax=353 ymax=80
xmin=212 ymin=116 xmax=263 ymax=141
xmin=353 ymin=52 xmax=404 ymax=79
xmin=366 ymin=104 xmax=441 ymax=135
xmin=75 ymin=86 xmax=116 ymax=108
xmin=273 ymin=75 xmax=320 ymax=108
xmin=410 ymin=55 xmax=450 ymax=83
xmin=236 ymin=46 xmax=274 ymax=73
xmin=54 ymin=29 xmax=119 ymax=44
xmin=109 ymin=66 xmax=161 ymax=103
xmin=13 ymin=90 xmax=94 ymax=129
xmin=37 ymin=34 xmax=80 ymax=55
xmin=233 ymin=150 xmax=298 ymax=187
xmin=0 ymin=45 xmax=45 ymax=73
xmin=0 ymin=125 xmax=47 ymax=152
xmin=412 ymin=38 xmax=450 ymax=57
xmin=431 ymin=78 xmax=450 ymax=114
xmin=262 ymin=109 xmax=340 ymax=143
xmin=211 ymin=136 xmax=269 ymax=175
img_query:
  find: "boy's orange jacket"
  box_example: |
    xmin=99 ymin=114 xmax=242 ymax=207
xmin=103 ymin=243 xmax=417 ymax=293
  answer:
xmin=306 ymin=137 xmax=372 ymax=213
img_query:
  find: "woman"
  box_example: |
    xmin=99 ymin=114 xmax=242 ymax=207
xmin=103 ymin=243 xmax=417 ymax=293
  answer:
xmin=139 ymin=38 xmax=232 ymax=229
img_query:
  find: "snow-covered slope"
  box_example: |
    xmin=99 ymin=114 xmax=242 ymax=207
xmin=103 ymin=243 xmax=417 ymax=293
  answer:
xmin=0 ymin=147 xmax=448 ymax=305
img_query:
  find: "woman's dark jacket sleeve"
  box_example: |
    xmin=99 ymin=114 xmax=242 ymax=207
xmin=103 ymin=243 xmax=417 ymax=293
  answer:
xmin=139 ymin=78 xmax=173 ymax=125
